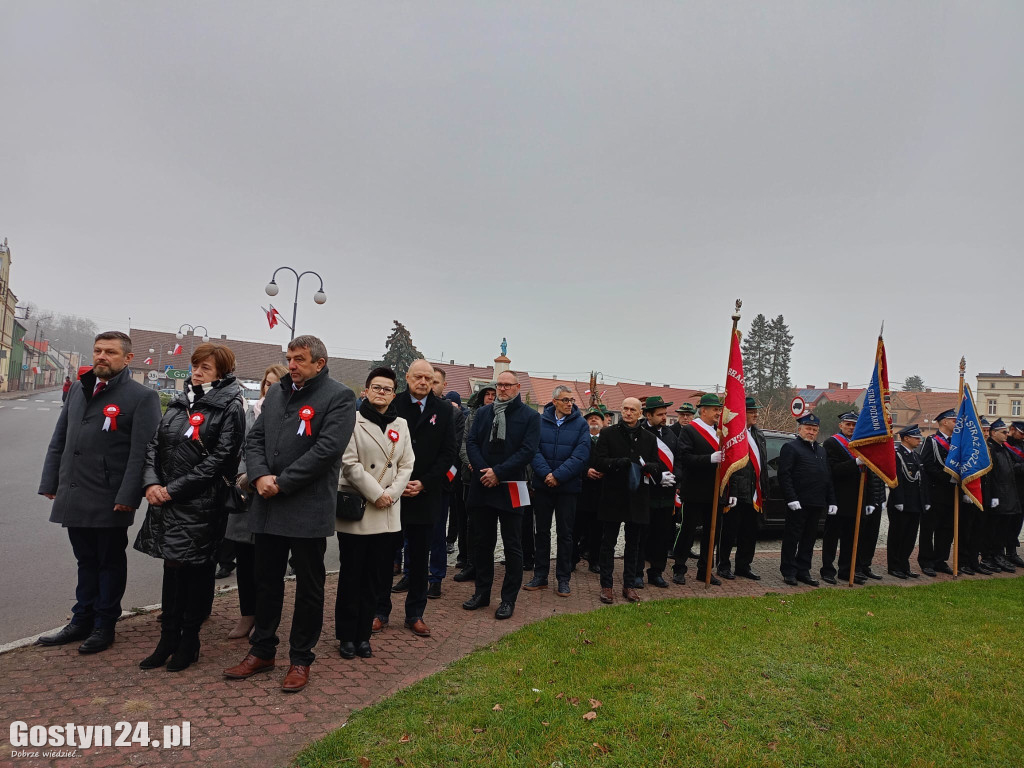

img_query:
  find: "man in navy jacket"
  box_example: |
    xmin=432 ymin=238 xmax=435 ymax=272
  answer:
xmin=462 ymin=370 xmax=541 ymax=620
xmin=524 ymin=385 xmax=591 ymax=597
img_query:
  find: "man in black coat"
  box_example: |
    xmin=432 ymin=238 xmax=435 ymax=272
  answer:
xmin=573 ymin=407 xmax=606 ymax=573
xmin=376 ymin=359 xmax=456 ymax=636
xmin=820 ymin=412 xmax=874 ymax=585
xmin=887 ymin=425 xmax=929 ymax=578
xmin=1005 ymin=421 xmax=1024 ymax=568
xmin=38 ymin=332 xmax=162 ymax=654
xmin=224 ymin=335 xmax=355 ymax=693
xmin=720 ymin=397 xmax=767 ymax=581
xmin=463 ymin=370 xmax=540 ymax=620
xmin=981 ymin=419 xmax=1024 ymax=573
xmin=778 ymin=412 xmax=837 ymax=587
xmin=677 ymin=394 xmax=733 ymax=587
xmin=921 ymin=409 xmax=958 ymax=576
xmin=670 ymin=402 xmax=699 ymax=581
xmin=639 ymin=396 xmax=678 ymax=589
xmin=591 ymin=397 xmax=665 ymax=603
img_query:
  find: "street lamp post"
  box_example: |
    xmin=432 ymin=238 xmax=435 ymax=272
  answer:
xmin=265 ymin=267 xmax=326 ymax=341
xmin=176 ymin=323 xmax=210 ymax=359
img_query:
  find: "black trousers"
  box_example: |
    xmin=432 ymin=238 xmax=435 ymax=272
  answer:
xmin=819 ymin=514 xmax=858 ymax=579
xmin=644 ymin=505 xmax=675 ymax=578
xmin=376 ymin=522 xmax=431 ymax=623
xmin=532 ymin=490 xmax=577 ymax=584
xmin=918 ymin=506 xmax=938 ymax=569
xmin=1008 ymin=512 xmax=1024 ymax=555
xmin=886 ymin=505 xmax=920 ymax=574
xmin=250 ymin=533 xmax=326 ymax=666
xmin=599 ymin=520 xmax=641 ymax=589
xmin=672 ymin=504 xmax=698 ymax=576
xmin=719 ymin=502 xmax=758 ymax=572
xmin=472 ymin=505 xmax=524 ymax=603
xmin=691 ymin=502 xmax=723 ymax=581
xmin=781 ymin=506 xmax=822 ymax=579
xmin=933 ymin=505 xmax=956 ymax=566
xmin=67 ymin=526 xmax=129 ymax=629
xmin=159 ymin=561 xmax=211 ymax=637
xmin=574 ymin=503 xmax=602 ymax=565
xmin=521 ymin=506 xmax=535 ymax=567
xmin=856 ymin=508 xmax=882 ymax=572
xmin=235 ymin=541 xmax=257 ymax=617
xmin=336 ymin=531 xmax=397 ymax=643
xmin=217 ymin=538 xmax=237 ymax=568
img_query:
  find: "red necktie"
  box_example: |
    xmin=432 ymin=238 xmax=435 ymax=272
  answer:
xmin=94 ymin=381 xmax=106 ymax=396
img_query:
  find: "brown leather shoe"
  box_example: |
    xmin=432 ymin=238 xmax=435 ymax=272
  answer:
xmin=622 ymin=587 xmax=641 ymax=603
xmin=223 ymin=653 xmax=275 ymax=679
xmin=371 ymin=617 xmax=386 ymax=634
xmin=281 ymin=664 xmax=310 ymax=693
xmin=405 ymin=619 xmax=431 ymax=637
xmin=599 ymin=587 xmax=614 ymax=604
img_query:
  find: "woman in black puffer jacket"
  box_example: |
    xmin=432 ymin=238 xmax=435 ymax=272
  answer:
xmin=134 ymin=343 xmax=245 ymax=672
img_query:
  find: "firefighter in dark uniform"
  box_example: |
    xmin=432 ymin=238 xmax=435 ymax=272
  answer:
xmin=1002 ymin=420 xmax=1024 ymax=568
xmin=921 ymin=409 xmax=958 ymax=577
xmin=777 ymin=412 xmax=836 ymax=587
xmin=886 ymin=425 xmax=929 ymax=578
xmin=819 ymin=412 xmax=866 ymax=585
xmin=981 ymin=419 xmax=1024 ymax=573
xmin=719 ymin=397 xmax=766 ymax=580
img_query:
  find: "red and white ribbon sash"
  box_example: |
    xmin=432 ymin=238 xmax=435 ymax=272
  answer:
xmin=297 ymin=406 xmax=315 ymax=436
xmin=655 ymin=436 xmax=674 ymax=473
xmin=102 ymin=404 xmax=120 ymax=432
xmin=690 ymin=419 xmax=719 ymax=451
xmin=748 ymin=429 xmax=763 ymax=512
xmin=506 ymin=481 xmax=531 ymax=508
xmin=185 ymin=412 xmax=204 ymax=440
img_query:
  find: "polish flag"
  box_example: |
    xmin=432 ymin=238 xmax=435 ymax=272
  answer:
xmin=143 ymin=357 xmax=153 ymax=365
xmin=446 ymin=465 xmax=457 ymax=482
xmin=31 ymin=365 xmax=40 ymax=374
xmin=172 ymin=344 xmax=183 ymax=355
xmin=506 ymin=481 xmax=530 ymax=508
xmin=266 ymin=306 xmax=281 ymax=329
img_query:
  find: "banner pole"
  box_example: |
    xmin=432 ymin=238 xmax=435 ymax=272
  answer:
xmin=953 ymin=357 xmax=965 ymax=577
xmin=705 ymin=299 xmax=742 ymax=588
xmin=848 ymin=473 xmax=866 ymax=587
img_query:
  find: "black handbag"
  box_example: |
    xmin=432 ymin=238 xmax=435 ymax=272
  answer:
xmin=223 ymin=479 xmax=248 ymax=514
xmin=336 ymin=491 xmax=367 ymax=521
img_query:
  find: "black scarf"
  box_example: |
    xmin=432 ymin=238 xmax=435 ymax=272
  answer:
xmin=360 ymin=398 xmax=398 ymax=433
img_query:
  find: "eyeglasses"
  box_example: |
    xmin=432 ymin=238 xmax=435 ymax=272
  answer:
xmin=495 ymin=383 xmax=519 ymax=389
xmin=555 ymin=398 xmax=576 ymax=404
xmin=369 ymin=385 xmax=394 ymax=394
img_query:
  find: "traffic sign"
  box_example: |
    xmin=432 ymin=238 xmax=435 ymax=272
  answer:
xmin=147 ymin=371 xmax=159 ymax=382
xmin=166 ymin=369 xmax=188 ymax=380
xmin=790 ymin=396 xmax=806 ymax=418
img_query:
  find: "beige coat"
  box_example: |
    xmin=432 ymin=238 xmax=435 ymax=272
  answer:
xmin=336 ymin=412 xmax=414 ymax=535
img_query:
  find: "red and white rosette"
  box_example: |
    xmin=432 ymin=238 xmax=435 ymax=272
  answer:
xmin=102 ymin=404 xmax=120 ymax=432
xmin=297 ymin=405 xmax=315 ymax=436
xmin=387 ymin=428 xmax=400 ymax=443
xmin=186 ymin=412 xmax=205 ymax=440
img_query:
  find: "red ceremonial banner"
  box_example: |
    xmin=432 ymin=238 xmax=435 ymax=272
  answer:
xmin=718 ymin=328 xmax=749 ymax=487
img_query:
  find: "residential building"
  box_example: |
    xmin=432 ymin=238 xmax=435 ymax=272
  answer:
xmin=977 ymin=369 xmax=1024 ymax=422
xmin=0 ymin=238 xmax=17 ymax=392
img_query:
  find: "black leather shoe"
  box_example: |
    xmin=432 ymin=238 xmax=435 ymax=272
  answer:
xmin=427 ymin=582 xmax=442 ymax=599
xmin=783 ymin=576 xmax=798 ymax=586
xmin=959 ymin=565 xmax=975 ymax=575
xmin=888 ymin=570 xmax=908 ymax=580
xmin=863 ymin=568 xmax=883 ymax=580
xmin=648 ymin=575 xmax=669 ymax=588
xmin=796 ymin=574 xmax=820 ymax=587
xmin=707 ymin=574 xmax=722 ymax=586
xmin=934 ymin=563 xmax=954 ymax=575
xmin=588 ymin=563 xmax=600 ymax=574
xmin=735 ymin=569 xmax=761 ymax=581
xmin=821 ymin=575 xmax=837 ymax=585
xmin=391 ymin=575 xmax=410 ymax=592
xmin=921 ymin=567 xmax=937 ymax=577
xmin=215 ymin=564 xmax=236 ymax=579
xmin=974 ymin=562 xmax=995 ymax=575
xmin=906 ymin=571 xmax=920 ymax=578
xmin=853 ymin=574 xmax=868 ymax=585
xmin=494 ymin=601 xmax=515 ymax=620
xmin=462 ymin=593 xmax=490 ymax=611
xmin=452 ymin=567 xmax=476 ymax=583
xmin=339 ymin=641 xmax=356 ymax=659
xmin=632 ymin=577 xmax=644 ymax=589
xmin=1008 ymin=553 xmax=1024 ymax=568
xmin=37 ymin=623 xmax=92 ymax=647
xmin=78 ymin=627 xmax=115 ymax=654
xmin=356 ymin=640 xmax=372 ymax=658
xmin=716 ymin=568 xmax=736 ymax=581
xmin=672 ymin=572 xmax=686 ymax=585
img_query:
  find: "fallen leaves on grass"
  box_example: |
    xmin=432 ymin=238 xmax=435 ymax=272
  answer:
xmin=569 ymin=696 xmax=581 ymax=707
xmin=694 ymin=693 xmax=706 ymax=701
xmin=867 ymin=611 xmax=874 ymax=617
xmin=593 ymin=742 xmax=610 ymax=753
xmin=583 ymin=638 xmax=594 ymax=645
xmin=398 ymin=733 xmax=411 ymax=743
xmin=556 ymin=692 xmax=564 ymax=700
xmin=472 ymin=728 xmax=485 ymax=734
xmin=589 ymin=699 xmax=602 ymax=709
xmin=583 ymin=711 xmax=598 ymax=721
xmin=358 ymin=757 xmax=370 ymax=768
xmin=492 ymin=704 xmax=503 ymax=711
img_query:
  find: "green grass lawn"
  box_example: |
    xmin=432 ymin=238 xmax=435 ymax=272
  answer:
xmin=297 ymin=579 xmax=1024 ymax=768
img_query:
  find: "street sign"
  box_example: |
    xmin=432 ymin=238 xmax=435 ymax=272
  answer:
xmin=790 ymin=396 xmax=806 ymax=418
xmin=22 ymin=364 xmax=28 ymax=371
xmin=166 ymin=369 xmax=188 ymax=380
xmin=147 ymin=371 xmax=159 ymax=382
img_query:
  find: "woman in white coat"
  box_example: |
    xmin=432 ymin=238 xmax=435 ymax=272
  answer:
xmin=335 ymin=366 xmax=414 ymax=659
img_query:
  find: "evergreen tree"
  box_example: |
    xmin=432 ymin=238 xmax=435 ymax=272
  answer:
xmin=766 ymin=314 xmax=793 ymax=396
xmin=374 ymin=321 xmax=424 ymax=383
xmin=741 ymin=313 xmax=771 ymax=396
xmin=902 ymin=375 xmax=925 ymax=392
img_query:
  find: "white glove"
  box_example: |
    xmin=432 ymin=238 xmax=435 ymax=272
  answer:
xmin=963 ymin=494 xmax=971 ymax=502
xmin=660 ymin=472 xmax=676 ymax=488
xmin=991 ymin=498 xmax=1000 ymax=508
xmin=855 ymin=458 xmax=864 ymax=466
xmin=727 ymin=496 xmax=737 ymax=508
xmin=865 ymin=505 xmax=875 ymax=516
xmin=787 ymin=501 xmax=801 ymax=511
xmin=894 ymin=504 xmax=904 ymax=512
xmin=710 ymin=451 xmax=723 ymax=464
xmin=827 ymin=505 xmax=838 ymax=515
xmin=925 ymin=504 xmax=931 ymax=511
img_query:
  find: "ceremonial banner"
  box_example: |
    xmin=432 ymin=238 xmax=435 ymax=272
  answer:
xmin=944 ymin=384 xmax=991 ymax=509
xmin=718 ymin=328 xmax=748 ymax=487
xmin=849 ymin=335 xmax=897 ymax=488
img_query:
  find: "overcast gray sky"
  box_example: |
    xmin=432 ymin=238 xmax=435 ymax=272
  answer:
xmin=3 ymin=2 xmax=1021 ymax=392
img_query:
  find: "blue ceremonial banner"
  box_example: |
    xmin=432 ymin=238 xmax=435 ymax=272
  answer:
xmin=848 ymin=336 xmax=897 ymax=487
xmin=944 ymin=384 xmax=991 ymax=509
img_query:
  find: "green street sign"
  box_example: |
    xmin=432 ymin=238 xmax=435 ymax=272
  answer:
xmin=166 ymin=369 xmax=189 ymax=380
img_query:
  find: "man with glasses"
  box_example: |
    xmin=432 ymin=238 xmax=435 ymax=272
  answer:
xmin=524 ymin=385 xmax=591 ymax=596
xmin=463 ymin=371 xmax=540 ymax=620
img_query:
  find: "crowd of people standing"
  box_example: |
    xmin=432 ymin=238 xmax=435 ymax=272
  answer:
xmin=36 ymin=331 xmax=1024 ymax=693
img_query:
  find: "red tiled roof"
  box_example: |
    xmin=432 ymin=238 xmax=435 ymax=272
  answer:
xmin=816 ymin=388 xmax=865 ymax=405
xmin=890 ymin=391 xmax=961 ymax=427
xmin=128 ymin=328 xmax=284 ymax=381
xmin=616 ymin=382 xmax=705 ymax=410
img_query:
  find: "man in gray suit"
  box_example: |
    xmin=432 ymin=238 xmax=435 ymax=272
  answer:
xmin=224 ymin=335 xmax=355 ymax=693
xmin=38 ymin=331 xmax=162 ymax=654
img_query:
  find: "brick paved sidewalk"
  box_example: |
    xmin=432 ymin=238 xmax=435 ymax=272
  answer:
xmin=0 ymin=551 xmax=1014 ymax=768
